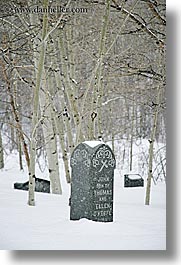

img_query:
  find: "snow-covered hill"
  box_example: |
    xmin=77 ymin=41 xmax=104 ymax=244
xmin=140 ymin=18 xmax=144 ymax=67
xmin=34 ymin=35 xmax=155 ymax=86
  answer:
xmin=0 ymin=152 xmax=166 ymax=250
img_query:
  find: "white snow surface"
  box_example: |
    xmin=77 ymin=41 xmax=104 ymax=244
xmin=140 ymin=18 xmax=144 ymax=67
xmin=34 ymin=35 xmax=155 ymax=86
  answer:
xmin=125 ymin=174 xmax=142 ymax=180
xmin=0 ymin=152 xmax=166 ymax=250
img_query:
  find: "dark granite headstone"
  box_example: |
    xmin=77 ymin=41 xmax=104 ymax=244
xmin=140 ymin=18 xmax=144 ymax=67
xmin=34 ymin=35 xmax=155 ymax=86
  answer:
xmin=70 ymin=142 xmax=116 ymax=222
xmin=14 ymin=178 xmax=50 ymax=193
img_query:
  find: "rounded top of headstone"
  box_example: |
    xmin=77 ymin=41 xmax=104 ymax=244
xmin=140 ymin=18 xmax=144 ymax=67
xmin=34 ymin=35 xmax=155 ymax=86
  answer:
xmin=92 ymin=143 xmax=116 ymax=170
xmin=70 ymin=141 xmax=116 ymax=169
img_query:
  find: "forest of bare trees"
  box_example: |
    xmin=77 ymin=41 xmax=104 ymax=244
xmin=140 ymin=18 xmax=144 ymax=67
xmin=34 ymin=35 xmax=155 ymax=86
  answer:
xmin=0 ymin=0 xmax=166 ymax=205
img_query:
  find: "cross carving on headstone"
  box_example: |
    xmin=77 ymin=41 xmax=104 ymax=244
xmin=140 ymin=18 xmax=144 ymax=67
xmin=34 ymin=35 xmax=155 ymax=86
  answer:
xmin=99 ymin=159 xmax=108 ymax=172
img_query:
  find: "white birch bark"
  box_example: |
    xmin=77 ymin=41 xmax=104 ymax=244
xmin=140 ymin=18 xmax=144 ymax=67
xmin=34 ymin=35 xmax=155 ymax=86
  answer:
xmin=76 ymin=0 xmax=139 ymax=145
xmin=28 ymin=0 xmax=49 ymax=206
xmin=52 ymin=110 xmax=71 ymax=183
xmin=39 ymin=76 xmax=62 ymax=194
xmin=53 ymin=54 xmax=75 ymax=154
xmin=130 ymin=103 xmax=135 ymax=171
xmin=17 ymin=135 xmax=23 ymax=171
xmin=89 ymin=0 xmax=110 ymax=139
xmin=145 ymin=86 xmax=161 ymax=205
xmin=47 ymin=72 xmax=71 ymax=183
xmin=58 ymin=32 xmax=84 ymax=142
xmin=53 ymin=60 xmax=72 ymax=183
xmin=97 ymin=0 xmax=111 ymax=138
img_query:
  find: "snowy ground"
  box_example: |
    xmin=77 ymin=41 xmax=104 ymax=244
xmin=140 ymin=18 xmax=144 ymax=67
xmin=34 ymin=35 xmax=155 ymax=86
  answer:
xmin=0 ymin=152 xmax=166 ymax=250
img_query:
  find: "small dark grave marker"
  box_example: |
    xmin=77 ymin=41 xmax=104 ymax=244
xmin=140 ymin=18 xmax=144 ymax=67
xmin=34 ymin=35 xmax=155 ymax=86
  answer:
xmin=124 ymin=174 xmax=144 ymax=188
xmin=70 ymin=141 xmax=116 ymax=222
xmin=14 ymin=177 xmax=50 ymax=193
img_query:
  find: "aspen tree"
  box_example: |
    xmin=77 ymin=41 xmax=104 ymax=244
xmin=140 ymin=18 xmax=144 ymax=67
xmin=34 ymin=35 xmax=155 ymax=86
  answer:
xmin=14 ymin=76 xmax=23 ymax=170
xmin=76 ymin=0 xmax=140 ymax=145
xmin=39 ymin=73 xmax=62 ymax=194
xmin=28 ymin=0 xmax=49 ymax=206
xmin=58 ymin=31 xmax=84 ymax=141
xmin=145 ymin=86 xmax=162 ymax=205
xmin=67 ymin=19 xmax=76 ymax=93
xmin=1 ymin=62 xmax=30 ymax=168
xmin=48 ymin=73 xmax=71 ymax=183
xmin=0 ymin=0 xmax=166 ymax=194
xmin=129 ymin=101 xmax=135 ymax=171
xmin=52 ymin=39 xmax=75 ymax=154
xmin=89 ymin=0 xmax=110 ymax=140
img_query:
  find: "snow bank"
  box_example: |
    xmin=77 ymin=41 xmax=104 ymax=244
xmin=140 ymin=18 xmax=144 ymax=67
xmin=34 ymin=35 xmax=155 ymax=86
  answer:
xmin=0 ymin=153 xmax=166 ymax=250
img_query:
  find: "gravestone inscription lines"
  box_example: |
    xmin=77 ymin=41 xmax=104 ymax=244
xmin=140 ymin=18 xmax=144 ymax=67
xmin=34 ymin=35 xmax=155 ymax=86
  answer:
xmin=91 ymin=145 xmax=115 ymax=222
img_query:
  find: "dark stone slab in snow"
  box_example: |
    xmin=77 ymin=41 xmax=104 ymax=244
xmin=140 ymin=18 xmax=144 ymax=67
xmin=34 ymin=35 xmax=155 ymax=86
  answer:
xmin=14 ymin=178 xmax=50 ymax=193
xmin=124 ymin=174 xmax=144 ymax=187
xmin=70 ymin=141 xmax=116 ymax=222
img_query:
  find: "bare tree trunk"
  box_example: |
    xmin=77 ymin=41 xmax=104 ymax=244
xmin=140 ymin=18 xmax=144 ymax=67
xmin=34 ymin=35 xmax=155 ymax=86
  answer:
xmin=145 ymin=86 xmax=161 ymax=205
xmin=9 ymin=115 xmax=15 ymax=152
xmin=53 ymin=111 xmax=71 ymax=184
xmin=48 ymin=74 xmax=71 ymax=183
xmin=40 ymin=75 xmax=62 ymax=194
xmin=52 ymin=60 xmax=72 ymax=183
xmin=89 ymin=0 xmax=111 ymax=139
xmin=18 ymin=135 xmax=23 ymax=171
xmin=130 ymin=103 xmax=135 ymax=171
xmin=58 ymin=32 xmax=84 ymax=141
xmin=2 ymin=64 xmax=30 ymax=168
xmin=52 ymin=48 xmax=75 ymax=154
xmin=111 ymin=133 xmax=115 ymax=154
xmin=28 ymin=0 xmax=49 ymax=206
